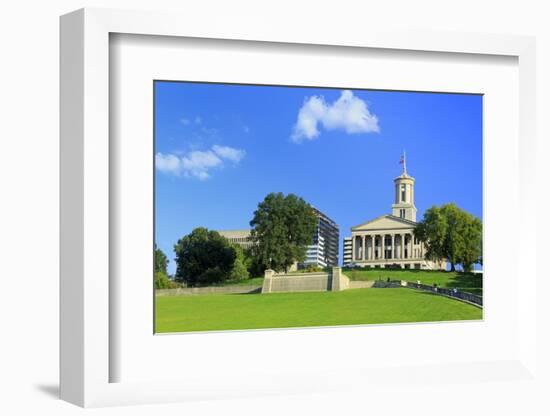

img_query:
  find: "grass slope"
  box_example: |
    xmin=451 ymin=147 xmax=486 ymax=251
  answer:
xmin=155 ymin=288 xmax=482 ymax=333
xmin=343 ymin=269 xmax=482 ymax=295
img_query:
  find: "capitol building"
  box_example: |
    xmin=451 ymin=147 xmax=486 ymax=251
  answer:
xmin=343 ymin=156 xmax=445 ymax=270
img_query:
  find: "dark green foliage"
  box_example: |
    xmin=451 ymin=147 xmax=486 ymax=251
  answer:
xmin=244 ymin=247 xmax=266 ymax=277
xmin=415 ymin=203 xmax=482 ymax=272
xmin=154 ymin=245 xmax=169 ymax=274
xmin=250 ymin=192 xmax=318 ymax=272
xmin=173 ymin=227 xmax=237 ymax=286
xmin=197 ymin=267 xmax=226 ymax=285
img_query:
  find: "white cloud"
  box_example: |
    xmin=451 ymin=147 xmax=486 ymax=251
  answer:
xmin=180 ymin=116 xmax=202 ymax=126
xmin=212 ymin=145 xmax=246 ymax=163
xmin=291 ymin=90 xmax=379 ymax=142
xmin=156 ymin=145 xmax=245 ymax=180
xmin=181 ymin=150 xmax=223 ymax=180
xmin=155 ymin=153 xmax=182 ymax=175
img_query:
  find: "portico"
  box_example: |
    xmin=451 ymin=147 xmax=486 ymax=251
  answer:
xmin=349 ymin=227 xmax=427 ymax=267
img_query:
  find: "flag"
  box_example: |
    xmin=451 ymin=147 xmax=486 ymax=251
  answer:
xmin=399 ymin=155 xmax=404 ymax=165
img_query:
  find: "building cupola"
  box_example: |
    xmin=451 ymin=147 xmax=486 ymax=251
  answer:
xmin=392 ymin=152 xmax=417 ymax=222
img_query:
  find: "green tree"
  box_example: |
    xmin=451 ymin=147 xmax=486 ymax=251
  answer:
xmin=155 ymin=271 xmax=175 ymax=289
xmin=457 ymin=216 xmax=483 ymax=272
xmin=414 ymin=203 xmax=482 ymax=272
xmin=229 ymin=244 xmax=249 ymax=280
xmin=250 ymin=192 xmax=318 ymax=272
xmin=154 ymin=245 xmax=169 ymax=274
xmin=414 ymin=206 xmax=447 ymax=263
xmin=174 ymin=227 xmax=236 ymax=286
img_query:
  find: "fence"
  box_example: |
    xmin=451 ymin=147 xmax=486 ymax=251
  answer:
xmin=374 ymin=279 xmax=483 ymax=307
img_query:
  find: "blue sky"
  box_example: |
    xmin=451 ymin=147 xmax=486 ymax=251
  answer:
xmin=155 ymin=81 xmax=483 ymax=274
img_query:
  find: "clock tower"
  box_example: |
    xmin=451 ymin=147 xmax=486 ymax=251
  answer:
xmin=391 ymin=153 xmax=417 ymax=222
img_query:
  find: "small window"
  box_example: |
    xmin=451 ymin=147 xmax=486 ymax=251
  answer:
xmin=401 ymin=184 xmax=406 ymax=202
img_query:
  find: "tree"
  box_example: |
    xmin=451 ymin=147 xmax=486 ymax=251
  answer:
xmin=173 ymin=227 xmax=236 ymax=286
xmin=154 ymin=245 xmax=169 ymax=274
xmin=414 ymin=206 xmax=447 ymax=263
xmin=414 ymin=203 xmax=482 ymax=272
xmin=229 ymin=244 xmax=250 ymax=280
xmin=155 ymin=271 xmax=177 ymax=289
xmin=457 ymin=216 xmax=482 ymax=272
xmin=250 ymin=192 xmax=318 ymax=272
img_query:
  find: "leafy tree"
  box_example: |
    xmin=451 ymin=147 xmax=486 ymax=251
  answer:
xmin=229 ymin=258 xmax=249 ymax=280
xmin=457 ymin=216 xmax=482 ymax=272
xmin=154 ymin=245 xmax=169 ymax=274
xmin=155 ymin=271 xmax=176 ymax=289
xmin=174 ymin=227 xmax=236 ymax=286
xmin=414 ymin=203 xmax=482 ymax=272
xmin=229 ymin=244 xmax=250 ymax=280
xmin=250 ymin=192 xmax=318 ymax=272
xmin=414 ymin=206 xmax=447 ymax=263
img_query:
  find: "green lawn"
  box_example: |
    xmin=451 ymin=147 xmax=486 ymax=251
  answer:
xmin=155 ymin=288 xmax=482 ymax=333
xmin=343 ymin=269 xmax=483 ymax=295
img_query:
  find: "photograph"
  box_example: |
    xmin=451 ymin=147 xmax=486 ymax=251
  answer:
xmin=153 ymin=81 xmax=483 ymax=333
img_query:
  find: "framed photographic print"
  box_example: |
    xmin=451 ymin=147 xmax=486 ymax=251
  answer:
xmin=60 ymin=8 xmax=538 ymax=408
xmin=153 ymin=81 xmax=483 ymax=334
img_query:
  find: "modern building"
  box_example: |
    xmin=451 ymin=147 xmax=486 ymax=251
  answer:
xmin=343 ymin=237 xmax=352 ymax=265
xmin=342 ymin=155 xmax=445 ymax=270
xmin=299 ymin=207 xmax=340 ymax=269
xmin=218 ymin=207 xmax=339 ymax=269
xmin=217 ymin=229 xmax=255 ymax=250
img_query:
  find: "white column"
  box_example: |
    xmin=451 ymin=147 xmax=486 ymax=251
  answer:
xmin=370 ymin=235 xmax=374 ymax=260
xmin=391 ymin=234 xmax=395 ymax=260
xmin=351 ymin=235 xmax=355 ymax=261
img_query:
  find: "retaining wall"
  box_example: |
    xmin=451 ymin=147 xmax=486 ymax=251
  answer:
xmin=262 ymin=267 xmax=350 ymax=293
xmin=156 ymin=285 xmax=261 ymax=296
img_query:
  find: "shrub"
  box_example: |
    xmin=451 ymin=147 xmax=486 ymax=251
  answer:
xmin=300 ymin=264 xmax=323 ymax=273
xmin=155 ymin=272 xmax=177 ymax=289
xmin=229 ymin=258 xmax=249 ymax=280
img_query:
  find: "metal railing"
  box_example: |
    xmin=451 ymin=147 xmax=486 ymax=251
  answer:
xmin=374 ymin=279 xmax=483 ymax=307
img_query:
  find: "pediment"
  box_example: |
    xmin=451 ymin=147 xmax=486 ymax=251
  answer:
xmin=351 ymin=215 xmax=416 ymax=231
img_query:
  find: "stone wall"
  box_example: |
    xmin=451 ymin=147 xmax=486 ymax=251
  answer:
xmin=349 ymin=280 xmax=375 ymax=289
xmin=156 ymin=285 xmax=261 ymax=296
xmin=262 ymin=267 xmax=350 ymax=294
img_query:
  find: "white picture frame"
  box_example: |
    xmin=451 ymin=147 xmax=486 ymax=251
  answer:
xmin=60 ymin=7 xmax=538 ymax=408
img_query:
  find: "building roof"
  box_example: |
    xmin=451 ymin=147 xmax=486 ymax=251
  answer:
xmin=351 ymin=214 xmax=417 ymax=232
xmin=216 ymin=229 xmax=252 ymax=238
